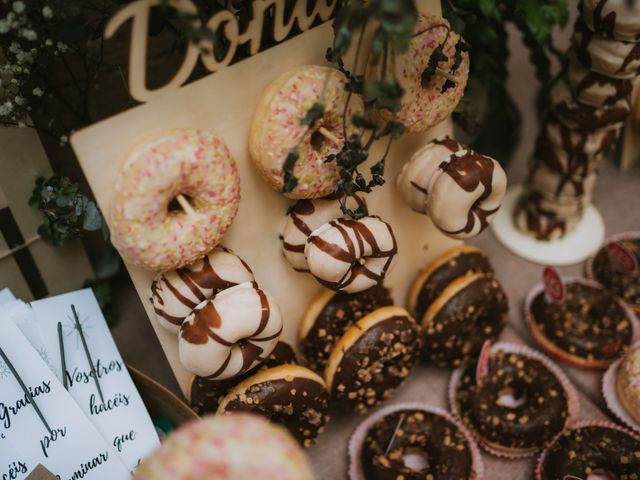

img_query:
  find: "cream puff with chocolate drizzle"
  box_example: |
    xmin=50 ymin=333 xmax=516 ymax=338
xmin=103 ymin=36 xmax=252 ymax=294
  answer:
xmin=304 ymin=215 xmax=397 ymax=294
xmin=150 ymin=246 xmax=254 ymax=334
xmin=280 ymin=194 xmax=366 ymax=272
xmin=178 ymin=282 xmax=283 ymax=379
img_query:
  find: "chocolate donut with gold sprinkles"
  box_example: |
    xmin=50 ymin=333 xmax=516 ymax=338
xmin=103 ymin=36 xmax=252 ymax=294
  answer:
xmin=536 ymin=421 xmax=640 ymax=480
xmin=217 ymin=364 xmax=330 ymax=447
xmin=526 ymin=277 xmax=636 ymax=369
xmin=324 ymin=306 xmax=421 ymax=413
xmin=588 ymin=233 xmax=640 ymax=314
xmin=452 ymin=344 xmax=577 ymax=456
xmin=351 ymin=405 xmax=481 ymax=480
xmin=300 ymin=285 xmax=393 ymax=374
xmin=187 ymin=340 xmax=298 ymax=415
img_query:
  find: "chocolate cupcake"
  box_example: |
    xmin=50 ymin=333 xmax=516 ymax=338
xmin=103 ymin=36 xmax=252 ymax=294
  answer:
xmin=451 ymin=343 xmax=578 ymax=457
xmin=526 ymin=277 xmax=637 ymax=369
xmin=535 ymin=420 xmax=640 ymax=480
xmin=324 ymin=306 xmax=421 ymax=413
xmin=217 ymin=364 xmax=331 ymax=447
xmin=587 ymin=232 xmax=640 ymax=313
xmin=187 ymin=340 xmax=298 ymax=415
xmin=348 ymin=403 xmax=484 ymax=480
xmin=299 ymin=285 xmax=393 ymax=374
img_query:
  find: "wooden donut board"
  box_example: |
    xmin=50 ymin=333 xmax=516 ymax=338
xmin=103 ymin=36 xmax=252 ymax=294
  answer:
xmin=70 ymin=0 xmax=457 ymax=396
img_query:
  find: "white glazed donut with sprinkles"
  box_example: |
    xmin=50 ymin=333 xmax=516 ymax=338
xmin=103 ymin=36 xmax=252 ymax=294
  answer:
xmin=249 ymin=65 xmax=363 ymax=199
xmin=110 ymin=129 xmax=240 ymax=271
xmin=179 ymin=282 xmax=283 ymax=379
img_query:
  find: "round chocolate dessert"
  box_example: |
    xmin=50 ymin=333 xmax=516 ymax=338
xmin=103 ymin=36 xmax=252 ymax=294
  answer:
xmin=455 ymin=349 xmax=571 ymax=454
xmin=421 ymin=272 xmax=508 ymax=368
xmin=528 ymin=280 xmax=633 ymax=368
xmin=538 ymin=423 xmax=640 ymax=480
xmin=325 ymin=306 xmax=421 ymax=413
xmin=218 ymin=364 xmax=330 ymax=447
xmin=300 ymin=285 xmax=393 ymax=374
xmin=360 ymin=409 xmax=475 ymax=480
xmin=187 ymin=340 xmax=298 ymax=414
xmin=591 ymin=236 xmax=640 ymax=313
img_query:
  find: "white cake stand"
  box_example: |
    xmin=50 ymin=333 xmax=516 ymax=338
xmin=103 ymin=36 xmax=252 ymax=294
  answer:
xmin=491 ymin=185 xmax=605 ymax=266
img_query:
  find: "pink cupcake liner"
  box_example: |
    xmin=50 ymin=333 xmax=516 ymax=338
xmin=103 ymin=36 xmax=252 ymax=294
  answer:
xmin=524 ymin=276 xmax=640 ymax=369
xmin=534 ymin=419 xmax=640 ymax=480
xmin=348 ymin=402 xmax=484 ymax=480
xmin=585 ymin=231 xmax=640 ymax=281
xmin=448 ymin=341 xmax=580 ymax=459
xmin=602 ymin=345 xmax=640 ymax=434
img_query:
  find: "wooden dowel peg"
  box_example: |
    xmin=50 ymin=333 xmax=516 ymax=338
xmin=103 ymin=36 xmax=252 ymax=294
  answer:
xmin=176 ymin=194 xmax=197 ymax=218
xmin=436 ymin=68 xmax=457 ymax=83
xmin=317 ymin=126 xmax=341 ymax=146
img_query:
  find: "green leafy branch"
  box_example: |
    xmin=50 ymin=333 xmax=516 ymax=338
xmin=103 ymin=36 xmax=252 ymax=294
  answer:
xmin=282 ymin=0 xmax=421 ymax=218
xmin=29 ymin=175 xmax=102 ymax=247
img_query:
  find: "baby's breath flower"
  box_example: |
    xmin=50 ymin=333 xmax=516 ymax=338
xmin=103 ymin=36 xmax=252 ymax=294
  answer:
xmin=12 ymin=1 xmax=25 ymax=14
xmin=42 ymin=6 xmax=53 ymax=19
xmin=32 ymin=87 xmax=43 ymax=96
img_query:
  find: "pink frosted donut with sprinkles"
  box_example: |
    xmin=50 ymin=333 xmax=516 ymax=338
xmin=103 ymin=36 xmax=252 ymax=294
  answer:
xmin=249 ymin=65 xmax=363 ymax=199
xmin=110 ymin=129 xmax=240 ymax=271
xmin=370 ymin=13 xmax=469 ymax=133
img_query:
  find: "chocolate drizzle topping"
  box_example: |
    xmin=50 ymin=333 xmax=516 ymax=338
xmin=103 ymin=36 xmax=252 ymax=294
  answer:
xmin=437 ymin=152 xmax=499 ymax=235
xmin=592 ymin=237 xmax=640 ymax=310
xmin=308 ymin=217 xmax=397 ymax=291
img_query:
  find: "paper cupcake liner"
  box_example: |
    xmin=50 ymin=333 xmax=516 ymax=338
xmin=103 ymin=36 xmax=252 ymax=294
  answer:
xmin=585 ymin=230 xmax=640 ymax=314
xmin=524 ymin=276 xmax=640 ymax=369
xmin=448 ymin=341 xmax=580 ymax=459
xmin=534 ymin=419 xmax=640 ymax=480
xmin=347 ymin=402 xmax=484 ymax=480
xmin=602 ymin=349 xmax=640 ymax=434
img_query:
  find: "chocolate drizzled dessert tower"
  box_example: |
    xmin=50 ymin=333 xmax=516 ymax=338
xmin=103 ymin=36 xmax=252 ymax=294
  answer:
xmin=514 ymin=0 xmax=640 ymax=241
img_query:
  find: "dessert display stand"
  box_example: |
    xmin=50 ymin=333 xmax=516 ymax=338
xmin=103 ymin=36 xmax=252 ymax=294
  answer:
xmin=68 ymin=1 xmax=631 ymax=478
xmin=492 ymin=184 xmax=605 ymax=266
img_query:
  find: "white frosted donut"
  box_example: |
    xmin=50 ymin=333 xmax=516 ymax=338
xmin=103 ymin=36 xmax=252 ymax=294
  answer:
xmin=581 ymin=0 xmax=640 ymax=41
xmin=427 ymin=149 xmax=507 ymax=239
xmin=249 ymin=66 xmax=363 ymax=199
xmin=150 ymin=246 xmax=254 ymax=334
xmin=544 ymin=114 xmax=621 ymax=159
xmin=371 ymin=14 xmax=469 ymax=133
xmin=304 ymin=216 xmax=397 ymax=293
xmin=110 ymin=129 xmax=240 ymax=271
xmin=179 ymin=282 xmax=283 ymax=379
xmin=527 ymin=163 xmax=597 ymax=201
xmin=566 ymin=54 xmax=633 ymax=107
xmin=515 ymin=190 xmax=582 ymax=241
xmin=396 ymin=136 xmax=465 ymax=213
xmin=573 ymin=19 xmax=640 ymax=78
xmin=135 ymin=414 xmax=314 ymax=480
xmin=550 ymin=76 xmax=631 ymax=129
xmin=280 ymin=194 xmax=366 ymax=271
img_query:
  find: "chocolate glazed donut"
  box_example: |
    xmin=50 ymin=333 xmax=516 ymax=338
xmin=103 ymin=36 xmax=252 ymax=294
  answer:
xmin=217 ymin=364 xmax=331 ymax=447
xmin=361 ymin=409 xmax=474 ymax=480
xmin=299 ymin=285 xmax=394 ymax=374
xmin=187 ymin=341 xmax=298 ymax=415
xmin=539 ymin=423 xmax=640 ymax=479
xmin=456 ymin=350 xmax=570 ymax=453
xmin=420 ymin=272 xmax=508 ymax=368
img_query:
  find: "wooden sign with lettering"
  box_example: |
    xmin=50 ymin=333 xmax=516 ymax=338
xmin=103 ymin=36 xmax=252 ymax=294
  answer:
xmin=72 ymin=0 xmax=451 ymax=396
xmin=106 ymin=0 xmax=338 ymax=102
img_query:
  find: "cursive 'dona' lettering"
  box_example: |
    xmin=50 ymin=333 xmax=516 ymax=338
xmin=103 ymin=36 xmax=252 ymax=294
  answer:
xmin=65 ymin=359 xmax=123 ymax=388
xmin=2 ymin=460 xmax=28 ymax=480
xmin=68 ymin=451 xmax=109 ymax=480
xmin=89 ymin=392 xmax=130 ymax=416
xmin=39 ymin=426 xmax=67 ymax=458
xmin=0 ymin=380 xmax=51 ymax=429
